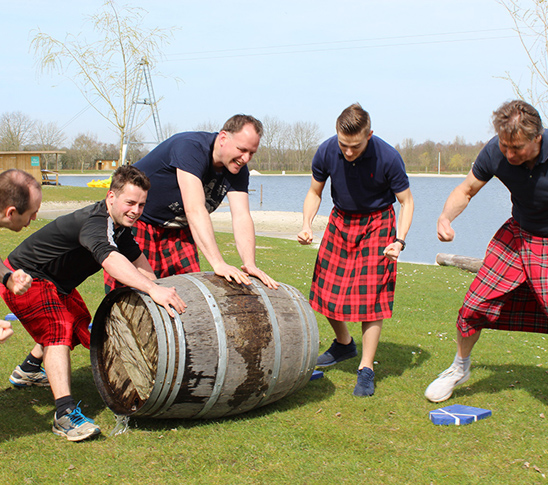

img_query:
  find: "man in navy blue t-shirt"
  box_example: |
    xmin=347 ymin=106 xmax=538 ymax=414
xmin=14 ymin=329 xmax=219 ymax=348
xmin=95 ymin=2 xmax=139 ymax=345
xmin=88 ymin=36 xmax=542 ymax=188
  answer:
xmin=425 ymin=100 xmax=548 ymax=403
xmin=298 ymin=103 xmax=414 ymax=397
xmin=104 ymin=114 xmax=278 ymax=292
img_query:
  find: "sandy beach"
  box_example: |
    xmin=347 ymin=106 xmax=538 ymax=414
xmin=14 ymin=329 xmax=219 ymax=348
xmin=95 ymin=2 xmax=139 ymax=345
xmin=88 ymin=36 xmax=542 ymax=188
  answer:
xmin=38 ymin=202 xmax=329 ymax=243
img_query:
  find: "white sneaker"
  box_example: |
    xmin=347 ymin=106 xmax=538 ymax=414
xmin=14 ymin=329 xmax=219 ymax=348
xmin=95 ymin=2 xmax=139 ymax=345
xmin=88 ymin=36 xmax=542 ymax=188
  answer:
xmin=425 ymin=363 xmax=470 ymax=402
xmin=52 ymin=405 xmax=101 ymax=442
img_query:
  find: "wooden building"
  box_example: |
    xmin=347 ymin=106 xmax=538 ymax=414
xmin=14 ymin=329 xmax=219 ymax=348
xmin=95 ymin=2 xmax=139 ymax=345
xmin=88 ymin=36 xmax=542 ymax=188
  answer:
xmin=95 ymin=159 xmax=119 ymax=171
xmin=0 ymin=151 xmax=65 ymax=185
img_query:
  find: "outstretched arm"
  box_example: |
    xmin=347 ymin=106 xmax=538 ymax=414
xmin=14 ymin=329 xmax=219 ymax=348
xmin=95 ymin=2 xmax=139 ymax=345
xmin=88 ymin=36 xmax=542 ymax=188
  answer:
xmin=384 ymin=187 xmax=414 ymax=261
xmin=297 ymin=177 xmax=326 ymax=245
xmin=227 ymin=190 xmax=279 ymax=289
xmin=178 ymin=169 xmax=253 ymax=286
xmin=102 ymin=252 xmax=186 ymax=317
xmin=437 ymin=170 xmax=487 ymax=242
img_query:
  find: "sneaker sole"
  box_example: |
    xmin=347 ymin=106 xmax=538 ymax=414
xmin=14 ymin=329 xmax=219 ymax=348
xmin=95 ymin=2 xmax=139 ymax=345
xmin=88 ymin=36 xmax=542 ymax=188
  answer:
xmin=425 ymin=373 xmax=470 ymax=403
xmin=52 ymin=426 xmax=101 ymax=442
xmin=9 ymin=377 xmax=50 ymax=388
xmin=316 ymin=351 xmax=358 ymax=368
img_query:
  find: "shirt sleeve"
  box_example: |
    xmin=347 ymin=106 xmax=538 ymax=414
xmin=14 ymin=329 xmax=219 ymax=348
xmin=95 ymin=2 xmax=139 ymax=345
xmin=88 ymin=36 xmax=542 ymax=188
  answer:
xmin=169 ymin=138 xmax=210 ymax=179
xmin=387 ymin=152 xmax=410 ymax=194
xmin=311 ymin=143 xmax=330 ymax=183
xmin=472 ymin=142 xmax=495 ymax=182
xmin=78 ymin=214 xmax=126 ymax=265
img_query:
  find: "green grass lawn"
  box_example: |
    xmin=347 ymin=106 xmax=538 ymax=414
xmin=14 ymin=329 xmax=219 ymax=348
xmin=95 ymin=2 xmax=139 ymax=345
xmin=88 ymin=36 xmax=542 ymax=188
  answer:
xmin=0 ymin=219 xmax=547 ymax=484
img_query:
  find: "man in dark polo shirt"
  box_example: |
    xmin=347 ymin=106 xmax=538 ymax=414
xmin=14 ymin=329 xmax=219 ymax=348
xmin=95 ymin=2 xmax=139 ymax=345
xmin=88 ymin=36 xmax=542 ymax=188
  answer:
xmin=425 ymin=99 xmax=548 ymax=402
xmin=297 ymin=103 xmax=414 ymax=397
xmin=104 ymin=114 xmax=278 ymax=293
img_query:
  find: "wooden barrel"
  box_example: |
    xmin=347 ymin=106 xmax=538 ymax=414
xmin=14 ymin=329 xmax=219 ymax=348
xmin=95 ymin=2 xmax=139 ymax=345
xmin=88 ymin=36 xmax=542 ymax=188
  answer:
xmin=90 ymin=272 xmax=319 ymax=419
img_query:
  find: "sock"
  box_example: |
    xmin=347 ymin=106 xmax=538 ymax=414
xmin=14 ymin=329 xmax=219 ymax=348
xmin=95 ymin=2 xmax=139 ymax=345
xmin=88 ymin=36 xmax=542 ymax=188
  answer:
xmin=20 ymin=353 xmax=43 ymax=373
xmin=453 ymin=353 xmax=471 ymax=373
xmin=55 ymin=396 xmax=77 ymax=418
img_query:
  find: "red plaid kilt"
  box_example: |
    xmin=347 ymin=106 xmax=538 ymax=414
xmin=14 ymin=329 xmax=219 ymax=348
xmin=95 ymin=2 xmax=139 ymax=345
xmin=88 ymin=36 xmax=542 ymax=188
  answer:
xmin=0 ymin=261 xmax=91 ymax=349
xmin=104 ymin=219 xmax=200 ymax=293
xmin=457 ymin=218 xmax=548 ymax=337
xmin=309 ymin=206 xmax=397 ymax=322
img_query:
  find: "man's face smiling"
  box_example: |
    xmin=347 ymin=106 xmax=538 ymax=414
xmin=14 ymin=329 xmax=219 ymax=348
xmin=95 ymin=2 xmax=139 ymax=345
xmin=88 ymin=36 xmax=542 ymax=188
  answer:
xmin=214 ymin=123 xmax=261 ymax=174
xmin=337 ymin=129 xmax=373 ymax=162
xmin=107 ymin=183 xmax=147 ymax=228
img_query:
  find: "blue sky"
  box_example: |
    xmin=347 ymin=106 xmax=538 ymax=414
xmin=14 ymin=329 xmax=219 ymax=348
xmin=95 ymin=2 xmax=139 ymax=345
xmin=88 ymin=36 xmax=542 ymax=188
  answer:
xmin=2 ymin=0 xmax=529 ymax=147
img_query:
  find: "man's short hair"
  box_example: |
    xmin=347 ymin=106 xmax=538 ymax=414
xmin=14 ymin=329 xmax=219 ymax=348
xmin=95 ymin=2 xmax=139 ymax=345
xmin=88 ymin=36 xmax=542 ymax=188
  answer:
xmin=221 ymin=114 xmax=264 ymax=138
xmin=336 ymin=103 xmax=371 ymax=136
xmin=0 ymin=169 xmax=41 ymax=213
xmin=109 ymin=165 xmax=151 ymax=194
xmin=492 ymin=100 xmax=544 ymax=141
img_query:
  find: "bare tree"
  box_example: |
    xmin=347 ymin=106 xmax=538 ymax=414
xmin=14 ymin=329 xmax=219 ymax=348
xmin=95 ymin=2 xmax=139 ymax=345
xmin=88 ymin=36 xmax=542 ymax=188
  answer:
xmin=192 ymin=120 xmax=221 ymax=132
xmin=71 ymin=133 xmax=103 ymax=172
xmin=0 ymin=111 xmax=36 ymax=151
xmin=31 ymin=0 xmax=176 ymax=160
xmin=258 ymin=115 xmax=292 ymax=171
xmin=289 ymin=121 xmax=322 ymax=171
xmin=162 ymin=122 xmax=179 ymax=139
xmin=499 ymin=0 xmax=548 ymax=118
xmin=34 ymin=120 xmax=66 ymax=170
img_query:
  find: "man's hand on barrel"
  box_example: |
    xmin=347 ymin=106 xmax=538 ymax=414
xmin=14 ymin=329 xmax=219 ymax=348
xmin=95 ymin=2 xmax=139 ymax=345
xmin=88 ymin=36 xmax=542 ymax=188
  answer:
xmin=213 ymin=262 xmax=253 ymax=286
xmin=149 ymin=285 xmax=187 ymax=317
xmin=241 ymin=264 xmax=280 ymax=290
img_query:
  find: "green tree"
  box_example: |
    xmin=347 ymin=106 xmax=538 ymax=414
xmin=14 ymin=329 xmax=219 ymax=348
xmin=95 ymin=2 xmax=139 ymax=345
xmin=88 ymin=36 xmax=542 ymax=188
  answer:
xmin=31 ymin=0 xmax=175 ymax=160
xmin=449 ymin=153 xmax=466 ymax=173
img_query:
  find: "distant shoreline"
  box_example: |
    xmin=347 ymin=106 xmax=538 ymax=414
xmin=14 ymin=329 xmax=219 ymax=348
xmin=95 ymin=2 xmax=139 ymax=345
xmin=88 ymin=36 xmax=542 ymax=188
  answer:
xmin=59 ymin=172 xmax=467 ymax=178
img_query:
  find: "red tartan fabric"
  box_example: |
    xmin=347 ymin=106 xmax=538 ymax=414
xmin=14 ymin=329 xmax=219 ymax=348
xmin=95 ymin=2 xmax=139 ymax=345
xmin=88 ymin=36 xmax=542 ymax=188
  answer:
xmin=104 ymin=219 xmax=200 ymax=293
xmin=457 ymin=218 xmax=548 ymax=337
xmin=0 ymin=261 xmax=91 ymax=349
xmin=309 ymin=206 xmax=396 ymax=322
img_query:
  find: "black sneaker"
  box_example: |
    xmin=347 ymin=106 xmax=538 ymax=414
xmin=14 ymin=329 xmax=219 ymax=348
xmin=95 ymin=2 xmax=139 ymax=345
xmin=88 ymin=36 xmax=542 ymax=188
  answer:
xmin=316 ymin=338 xmax=358 ymax=367
xmin=353 ymin=367 xmax=375 ymax=397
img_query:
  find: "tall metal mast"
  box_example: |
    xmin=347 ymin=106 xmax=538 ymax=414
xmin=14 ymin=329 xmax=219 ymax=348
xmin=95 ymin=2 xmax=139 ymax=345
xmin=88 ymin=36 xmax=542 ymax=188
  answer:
xmin=121 ymin=57 xmax=164 ymax=165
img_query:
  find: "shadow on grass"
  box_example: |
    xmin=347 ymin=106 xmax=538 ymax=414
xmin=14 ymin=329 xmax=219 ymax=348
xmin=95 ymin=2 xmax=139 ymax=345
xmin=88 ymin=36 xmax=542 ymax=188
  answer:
xmin=127 ymin=373 xmax=337 ymax=432
xmin=319 ymin=340 xmax=431 ymax=383
xmin=448 ymin=362 xmax=548 ymax=404
xmin=0 ymin=365 xmax=103 ymax=443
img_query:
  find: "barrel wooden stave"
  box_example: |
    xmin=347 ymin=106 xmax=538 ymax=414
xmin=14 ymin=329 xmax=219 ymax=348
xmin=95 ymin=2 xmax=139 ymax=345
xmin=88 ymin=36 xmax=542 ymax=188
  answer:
xmin=91 ymin=272 xmax=318 ymax=419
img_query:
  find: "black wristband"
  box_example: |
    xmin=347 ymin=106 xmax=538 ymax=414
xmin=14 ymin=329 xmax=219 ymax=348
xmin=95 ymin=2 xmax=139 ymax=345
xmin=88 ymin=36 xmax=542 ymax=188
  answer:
xmin=2 ymin=272 xmax=13 ymax=287
xmin=395 ymin=238 xmax=406 ymax=251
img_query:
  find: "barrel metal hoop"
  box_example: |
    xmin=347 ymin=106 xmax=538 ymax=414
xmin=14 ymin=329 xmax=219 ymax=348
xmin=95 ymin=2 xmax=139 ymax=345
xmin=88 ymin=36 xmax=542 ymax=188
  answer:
xmin=153 ymin=309 xmax=187 ymax=417
xmin=133 ymin=293 xmax=170 ymax=416
xmin=251 ymin=280 xmax=282 ymax=405
xmin=279 ymin=283 xmax=311 ymax=391
xmin=145 ymin=305 xmax=181 ymax=417
xmin=181 ymin=274 xmax=228 ymax=418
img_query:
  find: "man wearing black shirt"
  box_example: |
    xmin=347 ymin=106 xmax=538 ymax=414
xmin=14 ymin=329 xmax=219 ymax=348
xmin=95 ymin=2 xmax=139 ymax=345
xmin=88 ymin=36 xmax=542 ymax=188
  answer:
xmin=1 ymin=166 xmax=186 ymax=441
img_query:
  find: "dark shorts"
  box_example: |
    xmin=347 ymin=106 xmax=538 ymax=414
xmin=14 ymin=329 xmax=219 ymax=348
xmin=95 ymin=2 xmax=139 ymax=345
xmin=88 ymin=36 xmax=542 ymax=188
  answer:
xmin=309 ymin=206 xmax=396 ymax=322
xmin=0 ymin=261 xmax=91 ymax=349
xmin=458 ymin=218 xmax=548 ymax=336
xmin=104 ymin=219 xmax=200 ymax=292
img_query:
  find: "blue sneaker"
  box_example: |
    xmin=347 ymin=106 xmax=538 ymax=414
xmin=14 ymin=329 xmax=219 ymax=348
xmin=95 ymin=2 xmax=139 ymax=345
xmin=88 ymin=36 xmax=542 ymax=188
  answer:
xmin=353 ymin=367 xmax=375 ymax=397
xmin=52 ymin=404 xmax=101 ymax=442
xmin=316 ymin=338 xmax=357 ymax=367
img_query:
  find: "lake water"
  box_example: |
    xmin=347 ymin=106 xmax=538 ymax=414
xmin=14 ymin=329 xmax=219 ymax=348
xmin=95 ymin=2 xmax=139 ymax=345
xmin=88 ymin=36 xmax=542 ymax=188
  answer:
xmin=59 ymin=174 xmax=512 ymax=265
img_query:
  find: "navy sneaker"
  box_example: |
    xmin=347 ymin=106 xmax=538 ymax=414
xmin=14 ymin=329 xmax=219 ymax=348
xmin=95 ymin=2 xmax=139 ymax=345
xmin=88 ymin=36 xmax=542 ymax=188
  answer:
xmin=316 ymin=338 xmax=357 ymax=367
xmin=353 ymin=367 xmax=375 ymax=397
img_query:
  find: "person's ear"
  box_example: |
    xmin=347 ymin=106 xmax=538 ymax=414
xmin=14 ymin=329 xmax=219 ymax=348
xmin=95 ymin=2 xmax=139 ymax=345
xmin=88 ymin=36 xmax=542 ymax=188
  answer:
xmin=5 ymin=206 xmax=17 ymax=220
